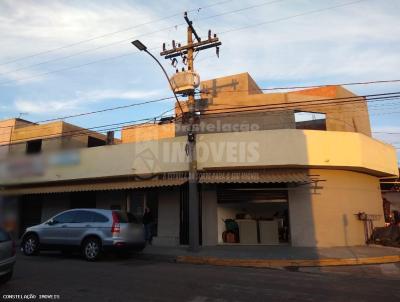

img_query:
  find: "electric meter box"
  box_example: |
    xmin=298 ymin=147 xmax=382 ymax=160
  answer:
xmin=170 ymin=71 xmax=200 ymax=94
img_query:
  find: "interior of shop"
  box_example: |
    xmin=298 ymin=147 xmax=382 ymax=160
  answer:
xmin=217 ymin=184 xmax=290 ymax=245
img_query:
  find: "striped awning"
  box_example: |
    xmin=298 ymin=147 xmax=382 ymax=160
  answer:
xmin=199 ymin=169 xmax=310 ymax=184
xmin=0 ymin=178 xmax=187 ymax=196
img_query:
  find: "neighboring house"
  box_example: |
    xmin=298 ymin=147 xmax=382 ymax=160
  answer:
xmin=0 ymin=72 xmax=398 ymax=248
xmin=0 ymin=119 xmax=111 ymax=235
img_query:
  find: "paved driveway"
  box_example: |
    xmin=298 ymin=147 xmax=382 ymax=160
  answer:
xmin=0 ymin=252 xmax=399 ymax=302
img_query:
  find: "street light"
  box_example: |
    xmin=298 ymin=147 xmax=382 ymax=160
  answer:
xmin=132 ymin=38 xmax=198 ymax=252
xmin=131 ymin=40 xmax=184 ymax=115
xmin=131 ymin=40 xmax=147 ymax=51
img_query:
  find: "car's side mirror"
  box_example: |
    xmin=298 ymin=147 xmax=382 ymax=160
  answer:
xmin=47 ymin=219 xmax=58 ymax=225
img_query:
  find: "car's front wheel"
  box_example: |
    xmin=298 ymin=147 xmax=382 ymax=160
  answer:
xmin=22 ymin=234 xmax=40 ymax=256
xmin=82 ymin=237 xmax=102 ymax=261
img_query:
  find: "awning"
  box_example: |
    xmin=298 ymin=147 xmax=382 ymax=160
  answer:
xmin=0 ymin=178 xmax=187 ymax=196
xmin=199 ymin=169 xmax=310 ymax=184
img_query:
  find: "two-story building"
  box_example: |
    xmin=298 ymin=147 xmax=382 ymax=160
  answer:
xmin=0 ymin=73 xmax=398 ymax=248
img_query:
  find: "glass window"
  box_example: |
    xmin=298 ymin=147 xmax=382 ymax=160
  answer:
xmin=91 ymin=212 xmax=109 ymax=223
xmin=73 ymin=211 xmax=93 ymax=223
xmin=0 ymin=228 xmax=10 ymax=242
xmin=53 ymin=211 xmax=76 ymax=224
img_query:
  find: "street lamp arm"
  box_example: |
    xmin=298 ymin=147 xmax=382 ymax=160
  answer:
xmin=143 ymin=49 xmax=185 ymax=117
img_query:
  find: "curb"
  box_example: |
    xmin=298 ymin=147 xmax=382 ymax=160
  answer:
xmin=176 ymin=255 xmax=400 ymax=268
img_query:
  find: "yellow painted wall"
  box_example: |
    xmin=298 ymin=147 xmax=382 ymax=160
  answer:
xmin=11 ymin=121 xmax=64 ymax=142
xmin=0 ymin=119 xmax=17 ymax=159
xmin=200 ymin=79 xmax=371 ymax=136
xmin=197 ymin=129 xmax=398 ymax=177
xmin=0 ymin=119 xmax=16 ymax=146
xmin=1 ymin=129 xmax=397 ymax=186
xmin=3 ymin=120 xmax=108 ymax=155
xmin=289 ymin=169 xmax=385 ymax=247
xmin=121 ymin=123 xmax=175 ymax=143
xmin=123 ymin=72 xmax=370 ymax=144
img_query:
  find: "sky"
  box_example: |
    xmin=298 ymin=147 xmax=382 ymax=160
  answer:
xmin=0 ymin=0 xmax=399 ymax=156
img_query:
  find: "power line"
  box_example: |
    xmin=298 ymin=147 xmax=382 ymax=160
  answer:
xmin=2 ymin=77 xmax=399 ymax=129
xmin=0 ymin=95 xmax=177 ymax=130
xmin=34 ymin=96 xmax=175 ymax=124
xmin=0 ymin=0 xmax=282 ymax=79
xmin=1 ymin=90 xmax=397 ymax=132
xmin=0 ymin=52 xmax=137 ymax=86
xmin=0 ymin=0 xmax=233 ymax=67
xmin=0 ymin=28 xmax=182 ymax=80
xmin=373 ymin=132 xmax=400 ymax=135
xmin=3 ymin=96 xmax=400 ymax=146
xmin=195 ymin=0 xmax=284 ymax=23
xmin=0 ymin=107 xmax=176 ymax=145
xmin=201 ymin=79 xmax=400 ymax=94
xmin=198 ymin=92 xmax=400 ymax=113
xmin=218 ymin=0 xmax=370 ymax=35
xmin=0 ymin=0 xmax=370 ymax=86
xmin=12 ymin=94 xmax=400 ymax=141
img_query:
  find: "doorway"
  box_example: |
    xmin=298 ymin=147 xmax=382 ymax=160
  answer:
xmin=217 ymin=183 xmax=290 ymax=245
xmin=19 ymin=195 xmax=43 ymax=237
xmin=127 ymin=189 xmax=159 ymax=237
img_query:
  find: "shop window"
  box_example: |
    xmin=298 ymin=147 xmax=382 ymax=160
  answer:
xmin=217 ymin=183 xmax=289 ymax=245
xmin=26 ymin=139 xmax=42 ymax=154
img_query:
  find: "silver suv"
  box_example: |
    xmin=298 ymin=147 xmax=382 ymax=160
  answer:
xmin=21 ymin=209 xmax=146 ymax=261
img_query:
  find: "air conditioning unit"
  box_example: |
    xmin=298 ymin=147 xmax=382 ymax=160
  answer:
xmin=170 ymin=71 xmax=200 ymax=95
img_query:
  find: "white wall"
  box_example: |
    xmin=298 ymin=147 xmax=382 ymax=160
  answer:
xmin=153 ymin=187 xmax=180 ymax=246
xmin=202 ymin=187 xmax=218 ymax=246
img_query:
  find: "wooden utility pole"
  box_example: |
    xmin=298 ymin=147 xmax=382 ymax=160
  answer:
xmin=160 ymin=12 xmax=221 ymax=251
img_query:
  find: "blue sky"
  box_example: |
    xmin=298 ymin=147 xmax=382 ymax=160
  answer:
xmin=0 ymin=0 xmax=399 ymax=155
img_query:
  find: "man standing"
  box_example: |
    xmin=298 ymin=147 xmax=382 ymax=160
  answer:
xmin=143 ymin=207 xmax=154 ymax=245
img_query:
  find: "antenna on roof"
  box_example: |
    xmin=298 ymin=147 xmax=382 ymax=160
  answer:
xmin=18 ymin=112 xmax=28 ymax=119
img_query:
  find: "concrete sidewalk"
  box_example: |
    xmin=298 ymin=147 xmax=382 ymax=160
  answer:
xmin=138 ymin=244 xmax=400 ymax=268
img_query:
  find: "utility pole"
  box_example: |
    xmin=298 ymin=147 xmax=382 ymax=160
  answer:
xmin=160 ymin=12 xmax=221 ymax=251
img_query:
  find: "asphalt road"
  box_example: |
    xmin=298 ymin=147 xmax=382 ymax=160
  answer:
xmin=0 ymin=252 xmax=399 ymax=302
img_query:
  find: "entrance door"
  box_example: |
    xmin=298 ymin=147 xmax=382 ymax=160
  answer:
xmin=19 ymin=195 xmax=42 ymax=237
